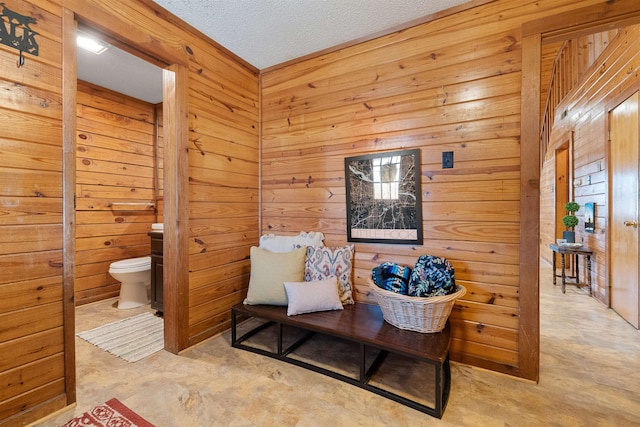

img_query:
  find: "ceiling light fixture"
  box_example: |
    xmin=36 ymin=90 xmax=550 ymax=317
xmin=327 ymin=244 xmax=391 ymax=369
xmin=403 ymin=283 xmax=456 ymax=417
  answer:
xmin=77 ymin=32 xmax=109 ymax=54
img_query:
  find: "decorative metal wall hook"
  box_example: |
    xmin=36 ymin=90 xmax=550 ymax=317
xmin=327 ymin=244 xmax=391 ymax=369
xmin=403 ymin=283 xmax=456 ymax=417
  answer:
xmin=0 ymin=3 xmax=39 ymax=68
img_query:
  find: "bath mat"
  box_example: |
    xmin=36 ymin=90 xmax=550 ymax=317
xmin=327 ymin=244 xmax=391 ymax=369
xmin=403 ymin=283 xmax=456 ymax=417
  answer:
xmin=61 ymin=397 xmax=155 ymax=427
xmin=77 ymin=312 xmax=163 ymax=362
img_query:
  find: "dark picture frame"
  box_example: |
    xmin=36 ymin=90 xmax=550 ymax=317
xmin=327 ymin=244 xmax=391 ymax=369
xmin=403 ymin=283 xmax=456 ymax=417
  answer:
xmin=344 ymin=149 xmax=422 ymax=244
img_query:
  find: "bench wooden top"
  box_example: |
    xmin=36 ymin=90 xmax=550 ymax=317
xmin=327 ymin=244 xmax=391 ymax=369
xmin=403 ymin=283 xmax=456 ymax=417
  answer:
xmin=232 ymin=302 xmax=450 ymax=363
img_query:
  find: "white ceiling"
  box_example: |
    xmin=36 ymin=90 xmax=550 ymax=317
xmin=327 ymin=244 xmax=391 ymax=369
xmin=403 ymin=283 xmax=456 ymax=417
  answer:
xmin=77 ymin=41 xmax=165 ymax=104
xmin=153 ymin=0 xmax=470 ymax=69
xmin=78 ymin=0 xmax=470 ymax=104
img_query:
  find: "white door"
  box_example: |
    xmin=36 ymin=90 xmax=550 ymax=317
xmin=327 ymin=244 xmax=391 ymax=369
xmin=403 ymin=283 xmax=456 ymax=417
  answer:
xmin=609 ymin=91 xmax=639 ymax=328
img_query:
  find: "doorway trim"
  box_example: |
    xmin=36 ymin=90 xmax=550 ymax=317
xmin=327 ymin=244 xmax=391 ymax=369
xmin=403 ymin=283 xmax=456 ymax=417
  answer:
xmin=61 ymin=8 xmax=77 ymax=404
xmin=555 ymin=140 xmax=571 ymax=241
xmin=62 ymin=4 xmax=191 ymax=402
xmin=521 ymin=1 xmax=640 ymax=382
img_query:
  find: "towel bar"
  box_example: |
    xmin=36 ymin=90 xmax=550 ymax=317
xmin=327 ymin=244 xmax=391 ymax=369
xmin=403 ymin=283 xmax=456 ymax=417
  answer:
xmin=107 ymin=202 xmax=156 ymax=208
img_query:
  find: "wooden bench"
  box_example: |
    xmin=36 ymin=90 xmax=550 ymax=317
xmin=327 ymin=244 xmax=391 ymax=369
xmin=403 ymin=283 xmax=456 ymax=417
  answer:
xmin=231 ymin=302 xmax=451 ymax=418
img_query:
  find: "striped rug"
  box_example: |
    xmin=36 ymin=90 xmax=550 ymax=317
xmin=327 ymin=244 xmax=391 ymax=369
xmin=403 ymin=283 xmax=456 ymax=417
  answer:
xmin=77 ymin=312 xmax=164 ymax=362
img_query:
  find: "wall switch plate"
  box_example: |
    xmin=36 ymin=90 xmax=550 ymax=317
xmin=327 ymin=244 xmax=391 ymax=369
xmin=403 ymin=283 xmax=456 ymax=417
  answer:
xmin=442 ymin=151 xmax=454 ymax=168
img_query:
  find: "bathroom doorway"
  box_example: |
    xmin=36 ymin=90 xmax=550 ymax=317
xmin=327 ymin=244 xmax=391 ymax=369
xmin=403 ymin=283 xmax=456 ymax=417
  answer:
xmin=62 ymin=6 xmax=190 ymax=405
xmin=74 ymin=26 xmax=164 ymax=312
xmin=65 ymin=29 xmax=172 ymax=391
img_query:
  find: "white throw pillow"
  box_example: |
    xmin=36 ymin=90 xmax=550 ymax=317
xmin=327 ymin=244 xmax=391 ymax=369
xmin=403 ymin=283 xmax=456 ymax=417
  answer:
xmin=259 ymin=231 xmax=325 ymax=252
xmin=283 ymin=277 xmax=344 ymax=316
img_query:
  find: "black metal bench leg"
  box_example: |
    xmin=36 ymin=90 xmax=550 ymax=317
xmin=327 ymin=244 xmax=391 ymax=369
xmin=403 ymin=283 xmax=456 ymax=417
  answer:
xmin=359 ymin=343 xmax=366 ymax=383
xmin=437 ymin=355 xmax=451 ymax=419
xmin=231 ymin=310 xmax=237 ymax=344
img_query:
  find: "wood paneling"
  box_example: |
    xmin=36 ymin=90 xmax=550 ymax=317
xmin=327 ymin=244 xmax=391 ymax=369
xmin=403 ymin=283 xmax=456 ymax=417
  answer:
xmin=75 ymin=80 xmax=158 ymax=306
xmin=0 ymin=1 xmax=67 ymax=423
xmin=540 ymin=31 xmax=619 ymax=158
xmin=183 ymin=51 xmax=259 ymax=347
xmin=66 ymin=0 xmax=260 ymax=354
xmin=2 ymin=0 xmax=259 ymax=422
xmin=260 ymin=0 xmax=611 ymax=381
xmin=3 ymin=0 xmax=638 ymax=423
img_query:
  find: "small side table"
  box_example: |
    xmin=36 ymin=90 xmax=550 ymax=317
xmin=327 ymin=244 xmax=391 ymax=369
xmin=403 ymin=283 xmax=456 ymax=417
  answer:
xmin=550 ymin=244 xmax=593 ymax=295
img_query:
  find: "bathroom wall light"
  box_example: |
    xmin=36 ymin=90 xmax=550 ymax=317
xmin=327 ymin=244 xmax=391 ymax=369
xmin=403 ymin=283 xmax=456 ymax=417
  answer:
xmin=77 ymin=32 xmax=109 ymax=54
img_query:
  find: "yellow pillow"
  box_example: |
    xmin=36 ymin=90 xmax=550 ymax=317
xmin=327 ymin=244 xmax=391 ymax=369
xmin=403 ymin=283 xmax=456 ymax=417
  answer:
xmin=244 ymin=246 xmax=307 ymax=306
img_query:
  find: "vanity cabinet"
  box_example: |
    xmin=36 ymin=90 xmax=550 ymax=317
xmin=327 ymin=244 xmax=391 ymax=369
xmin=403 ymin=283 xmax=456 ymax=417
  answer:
xmin=149 ymin=231 xmax=164 ymax=315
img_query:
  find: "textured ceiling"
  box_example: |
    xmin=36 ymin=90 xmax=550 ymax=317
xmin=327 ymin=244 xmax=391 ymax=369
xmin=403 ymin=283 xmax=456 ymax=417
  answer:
xmin=154 ymin=0 xmax=470 ymax=69
xmin=77 ymin=41 xmax=164 ymax=103
xmin=78 ymin=0 xmax=470 ymax=103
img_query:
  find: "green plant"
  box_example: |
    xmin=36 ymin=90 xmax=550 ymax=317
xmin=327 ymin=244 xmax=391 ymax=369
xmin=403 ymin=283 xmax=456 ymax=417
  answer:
xmin=562 ymin=201 xmax=580 ymax=230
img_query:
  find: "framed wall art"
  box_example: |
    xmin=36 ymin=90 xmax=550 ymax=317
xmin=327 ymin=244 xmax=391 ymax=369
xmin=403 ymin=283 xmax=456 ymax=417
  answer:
xmin=584 ymin=202 xmax=595 ymax=233
xmin=344 ymin=149 xmax=422 ymax=244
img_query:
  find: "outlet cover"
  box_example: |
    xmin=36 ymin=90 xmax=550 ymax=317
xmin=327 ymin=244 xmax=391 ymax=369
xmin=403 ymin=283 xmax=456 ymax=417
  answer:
xmin=442 ymin=151 xmax=454 ymax=168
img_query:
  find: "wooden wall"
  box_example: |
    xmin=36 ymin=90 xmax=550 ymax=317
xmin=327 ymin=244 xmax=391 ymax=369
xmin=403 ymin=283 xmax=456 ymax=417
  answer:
xmin=0 ymin=1 xmax=68 ymax=425
xmin=540 ymin=31 xmax=618 ymax=159
xmin=541 ymin=24 xmax=640 ymax=303
xmin=260 ymin=0 xmax=609 ymax=378
xmin=65 ymin=0 xmax=260 ymax=350
xmin=2 ymin=0 xmax=638 ymax=423
xmin=185 ymin=56 xmax=260 ymax=345
xmin=75 ymin=80 xmax=159 ymax=306
xmin=0 ymin=0 xmax=259 ymax=424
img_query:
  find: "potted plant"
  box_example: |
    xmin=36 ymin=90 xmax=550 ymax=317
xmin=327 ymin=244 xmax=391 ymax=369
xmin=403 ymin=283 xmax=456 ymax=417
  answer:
xmin=562 ymin=201 xmax=580 ymax=243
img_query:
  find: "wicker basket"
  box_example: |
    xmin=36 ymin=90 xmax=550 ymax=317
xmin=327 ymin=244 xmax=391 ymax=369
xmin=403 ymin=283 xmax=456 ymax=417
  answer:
xmin=368 ymin=280 xmax=466 ymax=333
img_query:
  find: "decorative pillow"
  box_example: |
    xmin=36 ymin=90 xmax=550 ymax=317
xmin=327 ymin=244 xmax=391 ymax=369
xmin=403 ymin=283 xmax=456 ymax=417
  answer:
xmin=259 ymin=231 xmax=325 ymax=253
xmin=372 ymin=262 xmax=412 ymax=295
xmin=244 ymin=246 xmax=307 ymax=306
xmin=283 ymin=277 xmax=344 ymax=316
xmin=305 ymin=245 xmax=354 ymax=305
xmin=407 ymin=255 xmax=456 ymax=297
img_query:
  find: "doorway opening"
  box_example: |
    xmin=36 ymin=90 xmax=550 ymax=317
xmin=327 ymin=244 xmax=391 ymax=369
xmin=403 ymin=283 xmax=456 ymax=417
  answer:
xmin=62 ymin=11 xmax=189 ymax=403
xmin=555 ymin=143 xmax=570 ymax=241
xmin=522 ymin=2 xmax=640 ymax=383
xmin=74 ymin=25 xmax=165 ymax=323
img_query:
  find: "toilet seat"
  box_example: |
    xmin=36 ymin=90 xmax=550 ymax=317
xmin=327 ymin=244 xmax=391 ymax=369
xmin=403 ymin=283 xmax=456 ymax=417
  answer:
xmin=109 ymin=256 xmax=151 ymax=273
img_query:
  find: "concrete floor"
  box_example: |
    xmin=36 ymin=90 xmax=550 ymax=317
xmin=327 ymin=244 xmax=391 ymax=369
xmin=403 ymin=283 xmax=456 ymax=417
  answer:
xmin=34 ymin=262 xmax=640 ymax=426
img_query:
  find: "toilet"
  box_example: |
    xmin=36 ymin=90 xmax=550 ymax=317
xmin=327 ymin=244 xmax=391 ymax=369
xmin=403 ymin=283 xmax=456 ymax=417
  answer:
xmin=109 ymin=256 xmax=151 ymax=309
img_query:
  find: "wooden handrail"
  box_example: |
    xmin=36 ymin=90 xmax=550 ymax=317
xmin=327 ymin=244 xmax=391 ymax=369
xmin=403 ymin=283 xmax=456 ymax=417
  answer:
xmin=540 ymin=30 xmax=619 ymax=165
xmin=540 ymin=40 xmax=571 ymax=164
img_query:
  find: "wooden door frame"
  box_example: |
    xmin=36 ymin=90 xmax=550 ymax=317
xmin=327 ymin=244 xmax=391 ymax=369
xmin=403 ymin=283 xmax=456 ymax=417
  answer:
xmin=62 ymin=3 xmax=190 ymax=403
xmin=521 ymin=0 xmax=640 ymax=382
xmin=61 ymin=8 xmax=77 ymax=404
xmin=555 ymin=139 xmax=572 ymax=241
xmin=605 ymin=84 xmax=640 ymax=314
